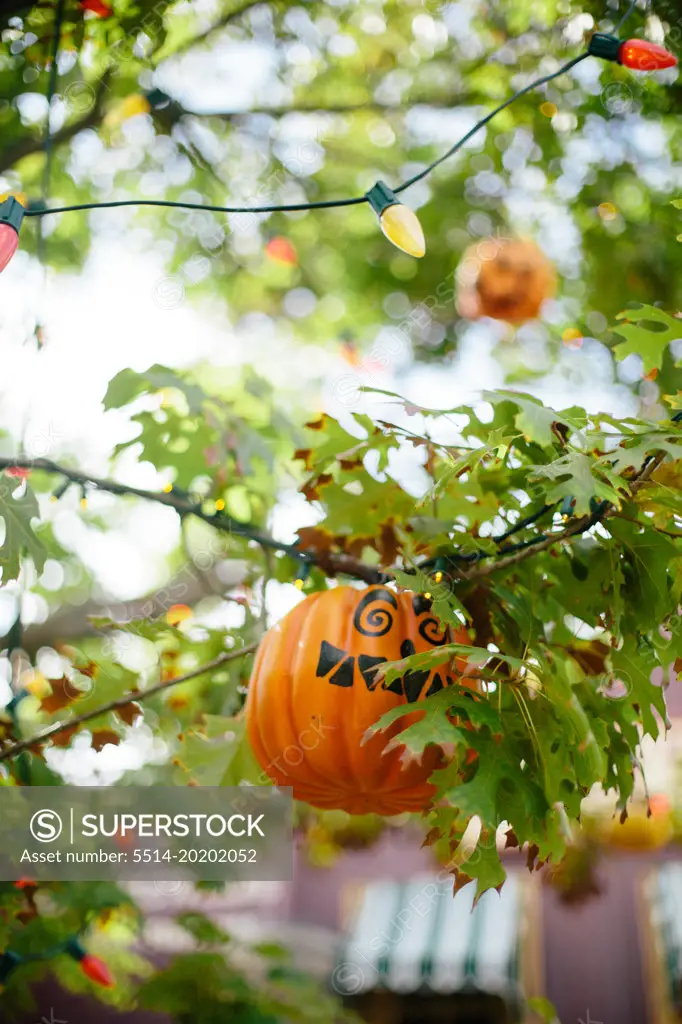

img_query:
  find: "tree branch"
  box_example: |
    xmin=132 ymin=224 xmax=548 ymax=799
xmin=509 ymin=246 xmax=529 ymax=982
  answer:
xmin=0 ymin=72 xmax=111 ymax=177
xmin=1 ymin=443 xmax=677 ymax=598
xmin=459 ymin=447 xmax=672 ymax=583
xmin=0 ymin=455 xmax=386 ymax=584
xmin=19 ymin=561 xmax=248 ymax=654
xmin=149 ymin=0 xmax=268 ymax=66
xmin=0 ymin=642 xmax=257 ymax=762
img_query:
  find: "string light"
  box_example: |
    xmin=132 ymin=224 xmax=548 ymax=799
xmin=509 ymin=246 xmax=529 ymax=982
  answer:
xmin=0 ymin=198 xmax=24 ymax=274
xmin=10 ymin=29 xmax=674 ymax=271
xmin=433 ymin=557 xmax=447 ymax=584
xmin=293 ymin=559 xmax=311 ymax=590
xmin=80 ymin=0 xmax=112 ymax=16
xmin=587 ymin=33 xmax=677 ymax=70
xmin=366 ymin=181 xmax=425 ymax=258
xmin=66 ymin=938 xmax=115 ymax=988
xmin=0 ymin=936 xmax=114 ymax=989
xmin=1 ymin=6 xmax=674 ymax=274
xmin=0 ymin=951 xmax=22 ymax=983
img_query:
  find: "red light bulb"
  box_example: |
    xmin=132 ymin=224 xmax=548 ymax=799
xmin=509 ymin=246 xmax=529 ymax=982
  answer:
xmin=80 ymin=0 xmax=113 ymax=15
xmin=0 ymin=223 xmax=19 ymax=273
xmin=619 ymin=38 xmax=677 ymax=71
xmin=79 ymin=953 xmax=115 ymax=988
xmin=0 ymin=197 xmax=24 ymax=273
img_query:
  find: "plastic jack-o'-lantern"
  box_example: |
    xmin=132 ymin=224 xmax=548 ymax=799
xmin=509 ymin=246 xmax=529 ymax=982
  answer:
xmin=245 ymin=585 xmax=475 ymax=816
xmin=456 ymin=237 xmax=556 ymax=324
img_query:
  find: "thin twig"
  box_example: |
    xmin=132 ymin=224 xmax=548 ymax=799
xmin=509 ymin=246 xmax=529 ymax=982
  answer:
xmin=0 ymin=642 xmax=257 ymax=763
xmin=0 ymin=456 xmax=387 ymax=583
xmin=0 ymin=73 xmax=112 ymax=177
xmin=614 ymin=513 xmax=682 ymax=538
xmin=459 ymin=447 xmax=671 ymax=583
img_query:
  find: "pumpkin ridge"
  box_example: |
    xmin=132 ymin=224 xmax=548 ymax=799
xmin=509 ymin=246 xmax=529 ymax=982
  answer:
xmin=287 ymin=592 xmax=344 ymax=792
xmin=338 ymin=586 xmax=367 ymax=791
xmin=290 ymin=587 xmax=361 ymax=793
xmin=357 ymin=589 xmax=413 ymax=792
xmin=258 ymin=598 xmax=338 ymax=792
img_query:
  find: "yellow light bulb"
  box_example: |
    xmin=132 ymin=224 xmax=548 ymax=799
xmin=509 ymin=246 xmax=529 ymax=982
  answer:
xmin=379 ymin=203 xmax=425 ymax=258
xmin=434 ymin=571 xmax=443 ymax=583
xmin=294 ymin=578 xmax=305 ymax=590
xmin=366 ymin=181 xmax=426 ymax=259
xmin=162 ymin=484 xmax=173 ymax=493
xmin=424 ymin=591 xmax=432 ymax=600
xmin=215 ymin=499 xmax=226 ymax=511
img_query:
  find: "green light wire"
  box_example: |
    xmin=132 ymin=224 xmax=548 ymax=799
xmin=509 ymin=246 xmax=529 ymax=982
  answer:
xmin=23 ymin=47 xmax=598 ymax=220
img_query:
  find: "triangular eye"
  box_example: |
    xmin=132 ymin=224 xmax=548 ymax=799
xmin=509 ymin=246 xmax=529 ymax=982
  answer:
xmin=329 ymin=657 xmax=355 ymax=688
xmin=316 ymin=640 xmax=355 ymax=688
xmin=316 ymin=640 xmax=347 ymax=677
xmin=358 ymin=654 xmax=387 ymax=691
xmin=403 ymin=668 xmax=430 ymax=703
xmin=385 ymin=675 xmax=404 ymax=696
xmin=425 ymin=673 xmax=444 ymax=697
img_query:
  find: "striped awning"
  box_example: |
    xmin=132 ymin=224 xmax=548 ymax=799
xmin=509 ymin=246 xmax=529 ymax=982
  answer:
xmin=333 ymin=872 xmax=524 ymax=1002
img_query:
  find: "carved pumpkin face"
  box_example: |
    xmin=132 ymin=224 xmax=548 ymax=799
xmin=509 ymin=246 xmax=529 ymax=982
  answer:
xmin=456 ymin=238 xmax=556 ymax=323
xmin=244 ymin=585 xmax=474 ymax=816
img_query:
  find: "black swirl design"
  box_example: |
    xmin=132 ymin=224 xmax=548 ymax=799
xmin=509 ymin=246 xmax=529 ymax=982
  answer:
xmin=418 ymin=616 xmax=448 ymax=647
xmin=353 ymin=587 xmax=398 ymax=637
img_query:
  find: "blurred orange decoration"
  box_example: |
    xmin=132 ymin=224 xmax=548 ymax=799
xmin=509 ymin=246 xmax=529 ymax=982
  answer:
xmin=456 ymin=237 xmax=556 ymax=323
xmin=340 ymin=339 xmax=384 ymax=373
xmin=605 ymin=793 xmax=673 ymax=851
xmin=80 ymin=0 xmax=113 ymax=15
xmin=5 ymin=467 xmax=29 ymax=479
xmin=166 ymin=603 xmax=192 ymax=626
xmin=265 ymin=236 xmax=298 ymax=266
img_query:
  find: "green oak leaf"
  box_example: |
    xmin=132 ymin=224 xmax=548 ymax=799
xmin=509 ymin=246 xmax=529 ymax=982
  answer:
xmin=457 ymin=837 xmax=506 ymax=899
xmin=531 ymin=451 xmax=622 ymax=515
xmin=612 ymin=305 xmax=682 ymax=372
xmin=104 ymin=364 xmax=207 ymax=413
xmin=482 ymin=391 xmax=585 ymax=448
xmin=0 ymin=479 xmax=46 ymax=581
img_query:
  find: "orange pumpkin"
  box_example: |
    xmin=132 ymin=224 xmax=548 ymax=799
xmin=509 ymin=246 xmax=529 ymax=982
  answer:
xmin=244 ymin=585 xmax=475 ymax=816
xmin=456 ymin=237 xmax=556 ymax=323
